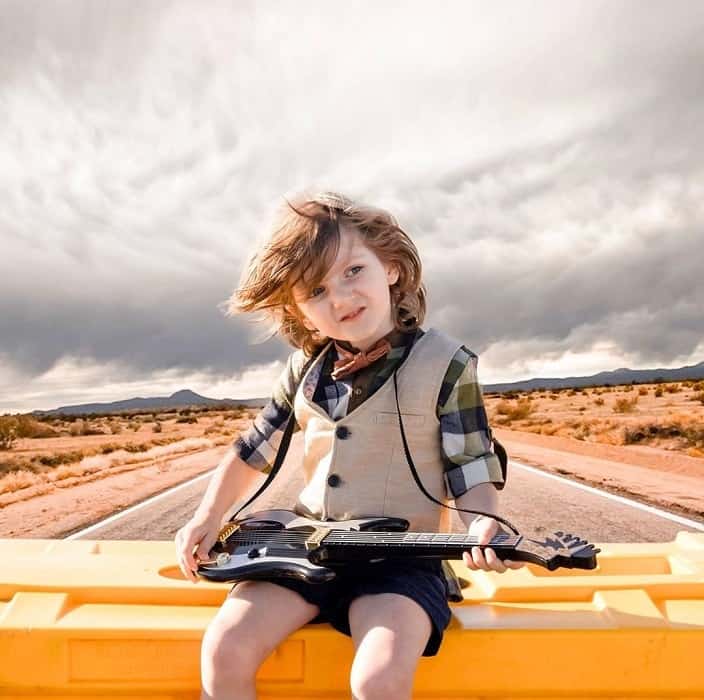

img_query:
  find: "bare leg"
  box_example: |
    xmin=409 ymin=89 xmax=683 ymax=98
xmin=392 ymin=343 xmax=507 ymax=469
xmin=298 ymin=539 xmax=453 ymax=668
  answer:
xmin=348 ymin=593 xmax=431 ymax=700
xmin=200 ymin=580 xmax=320 ymax=700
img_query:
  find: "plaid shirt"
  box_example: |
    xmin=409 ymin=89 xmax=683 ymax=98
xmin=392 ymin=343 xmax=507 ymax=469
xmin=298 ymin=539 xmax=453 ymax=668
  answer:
xmin=234 ymin=328 xmax=505 ymax=498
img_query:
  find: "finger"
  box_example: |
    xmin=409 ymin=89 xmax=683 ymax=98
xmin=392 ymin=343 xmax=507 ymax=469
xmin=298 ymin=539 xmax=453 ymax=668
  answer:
xmin=178 ymin=556 xmax=195 ymax=582
xmin=505 ymin=559 xmax=526 ymax=569
xmin=484 ymin=548 xmax=507 ymax=573
xmin=463 ymin=551 xmax=478 ymax=571
xmin=472 ymin=546 xmax=488 ymax=570
xmin=195 ymin=541 xmax=211 ymax=562
xmin=184 ymin=538 xmax=200 ymax=570
xmin=180 ymin=546 xmax=200 ymax=582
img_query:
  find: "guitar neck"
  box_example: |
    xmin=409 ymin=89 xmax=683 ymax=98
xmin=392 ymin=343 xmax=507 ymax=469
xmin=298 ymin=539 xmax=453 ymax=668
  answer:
xmin=320 ymin=530 xmax=522 ymax=562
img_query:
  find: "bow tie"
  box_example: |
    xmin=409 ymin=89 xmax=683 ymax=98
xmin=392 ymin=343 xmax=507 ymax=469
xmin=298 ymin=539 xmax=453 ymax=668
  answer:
xmin=331 ymin=338 xmax=392 ymax=380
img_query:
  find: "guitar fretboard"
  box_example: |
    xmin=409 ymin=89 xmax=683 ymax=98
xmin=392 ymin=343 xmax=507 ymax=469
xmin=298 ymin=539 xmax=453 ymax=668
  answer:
xmin=325 ymin=530 xmax=521 ymax=548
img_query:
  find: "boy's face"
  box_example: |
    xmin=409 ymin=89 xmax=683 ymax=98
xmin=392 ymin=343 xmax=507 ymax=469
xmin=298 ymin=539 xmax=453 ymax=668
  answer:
xmin=291 ymin=223 xmax=399 ymax=352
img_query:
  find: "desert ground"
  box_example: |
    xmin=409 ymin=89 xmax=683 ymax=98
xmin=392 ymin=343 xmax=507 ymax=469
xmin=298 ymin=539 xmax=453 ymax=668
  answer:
xmin=0 ymin=380 xmax=702 ymax=538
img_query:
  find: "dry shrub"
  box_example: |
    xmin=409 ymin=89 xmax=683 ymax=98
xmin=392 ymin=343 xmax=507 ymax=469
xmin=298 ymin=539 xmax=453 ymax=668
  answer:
xmin=613 ymin=396 xmax=639 ymax=413
xmin=574 ymin=424 xmax=591 ymax=441
xmin=594 ymin=397 xmax=605 ymax=406
xmin=549 ymin=394 xmax=559 ymax=400
xmin=0 ymin=468 xmax=41 ymax=494
xmin=654 ymin=387 xmax=664 ymax=398
xmin=153 ymin=422 xmax=163 ymax=433
xmin=665 ymin=384 xmax=681 ymax=393
xmin=638 ymin=387 xmax=648 ymax=396
xmin=624 ymin=418 xmax=704 ymax=448
xmin=495 ymin=401 xmax=512 ymax=415
xmin=496 ymin=399 xmax=534 ymax=422
xmin=37 ymin=450 xmax=86 ymax=467
xmin=0 ymin=416 xmax=18 ymax=450
xmin=69 ymin=420 xmax=104 ymax=437
xmin=176 ymin=415 xmax=198 ymax=424
xmin=692 ymin=391 xmax=704 ymax=405
xmin=15 ymin=415 xmax=59 ymax=439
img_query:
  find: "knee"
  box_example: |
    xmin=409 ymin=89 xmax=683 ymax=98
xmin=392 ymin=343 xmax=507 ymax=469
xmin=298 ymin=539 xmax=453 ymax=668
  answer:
xmin=350 ymin=665 xmax=414 ymax=700
xmin=200 ymin=618 xmax=264 ymax=686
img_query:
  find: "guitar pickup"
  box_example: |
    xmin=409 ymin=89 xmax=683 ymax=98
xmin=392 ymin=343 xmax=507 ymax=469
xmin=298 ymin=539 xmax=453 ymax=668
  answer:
xmin=305 ymin=527 xmax=330 ymax=551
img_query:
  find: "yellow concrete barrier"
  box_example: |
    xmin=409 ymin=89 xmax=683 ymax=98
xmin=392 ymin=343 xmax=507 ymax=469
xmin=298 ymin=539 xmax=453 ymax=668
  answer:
xmin=0 ymin=533 xmax=703 ymax=699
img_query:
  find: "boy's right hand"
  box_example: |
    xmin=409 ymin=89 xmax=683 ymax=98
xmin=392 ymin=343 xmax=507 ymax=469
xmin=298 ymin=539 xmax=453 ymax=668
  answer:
xmin=175 ymin=516 xmax=221 ymax=583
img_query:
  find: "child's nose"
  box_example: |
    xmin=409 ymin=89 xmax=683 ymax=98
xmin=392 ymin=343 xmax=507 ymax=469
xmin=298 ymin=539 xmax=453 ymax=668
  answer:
xmin=327 ymin=284 xmax=348 ymax=307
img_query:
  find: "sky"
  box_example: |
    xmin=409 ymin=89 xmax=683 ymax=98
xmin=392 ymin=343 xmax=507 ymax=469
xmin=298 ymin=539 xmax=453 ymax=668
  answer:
xmin=1 ymin=1 xmax=703 ymax=413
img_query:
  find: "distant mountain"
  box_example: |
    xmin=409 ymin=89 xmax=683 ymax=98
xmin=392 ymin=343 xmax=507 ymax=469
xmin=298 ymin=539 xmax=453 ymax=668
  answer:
xmin=483 ymin=360 xmax=704 ymax=393
xmin=36 ymin=389 xmax=267 ymax=416
xmin=32 ymin=360 xmax=704 ymax=415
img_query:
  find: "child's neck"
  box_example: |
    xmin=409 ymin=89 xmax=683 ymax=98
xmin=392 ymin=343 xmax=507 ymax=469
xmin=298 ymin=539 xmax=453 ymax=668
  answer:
xmin=335 ymin=327 xmax=398 ymax=354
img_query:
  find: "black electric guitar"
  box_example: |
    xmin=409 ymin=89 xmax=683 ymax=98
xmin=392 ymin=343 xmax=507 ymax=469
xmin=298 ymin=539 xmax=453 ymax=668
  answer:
xmin=196 ymin=509 xmax=600 ymax=583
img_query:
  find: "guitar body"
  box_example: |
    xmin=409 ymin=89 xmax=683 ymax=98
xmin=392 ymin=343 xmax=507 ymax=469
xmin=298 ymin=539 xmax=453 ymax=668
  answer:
xmin=199 ymin=510 xmax=410 ymax=584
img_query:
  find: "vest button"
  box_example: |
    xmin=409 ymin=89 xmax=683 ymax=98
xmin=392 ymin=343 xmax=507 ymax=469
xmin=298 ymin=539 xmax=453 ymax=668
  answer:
xmin=335 ymin=425 xmax=350 ymax=439
xmin=327 ymin=473 xmax=342 ymax=487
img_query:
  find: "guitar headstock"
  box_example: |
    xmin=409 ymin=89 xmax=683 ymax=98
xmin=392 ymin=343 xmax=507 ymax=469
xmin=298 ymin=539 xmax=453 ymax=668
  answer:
xmin=516 ymin=531 xmax=600 ymax=570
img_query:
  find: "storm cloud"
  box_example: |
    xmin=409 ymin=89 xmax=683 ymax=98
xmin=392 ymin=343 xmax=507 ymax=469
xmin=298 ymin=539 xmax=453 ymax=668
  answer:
xmin=1 ymin=1 xmax=703 ymax=412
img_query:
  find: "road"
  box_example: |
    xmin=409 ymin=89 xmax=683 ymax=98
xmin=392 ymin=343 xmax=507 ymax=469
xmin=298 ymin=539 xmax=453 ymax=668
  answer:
xmin=72 ymin=434 xmax=701 ymax=544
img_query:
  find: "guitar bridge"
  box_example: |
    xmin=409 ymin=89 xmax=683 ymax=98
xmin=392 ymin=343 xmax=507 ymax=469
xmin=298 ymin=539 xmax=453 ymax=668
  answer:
xmin=217 ymin=521 xmax=240 ymax=544
xmin=305 ymin=527 xmax=330 ymax=551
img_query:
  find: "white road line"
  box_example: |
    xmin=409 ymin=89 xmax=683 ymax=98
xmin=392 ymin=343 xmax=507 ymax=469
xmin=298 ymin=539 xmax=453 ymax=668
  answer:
xmin=511 ymin=458 xmax=704 ymax=531
xmin=64 ymin=469 xmax=216 ymax=540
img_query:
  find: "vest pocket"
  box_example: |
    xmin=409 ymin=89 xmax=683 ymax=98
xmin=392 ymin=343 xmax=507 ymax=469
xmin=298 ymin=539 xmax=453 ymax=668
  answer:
xmin=375 ymin=411 xmax=425 ymax=426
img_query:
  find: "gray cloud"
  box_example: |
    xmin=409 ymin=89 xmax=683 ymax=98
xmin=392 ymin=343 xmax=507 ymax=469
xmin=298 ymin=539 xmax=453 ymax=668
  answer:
xmin=1 ymin=1 xmax=703 ymax=411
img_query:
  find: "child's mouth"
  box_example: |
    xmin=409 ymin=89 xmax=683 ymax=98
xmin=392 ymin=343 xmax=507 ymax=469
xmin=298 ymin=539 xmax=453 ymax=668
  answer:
xmin=341 ymin=307 xmax=364 ymax=322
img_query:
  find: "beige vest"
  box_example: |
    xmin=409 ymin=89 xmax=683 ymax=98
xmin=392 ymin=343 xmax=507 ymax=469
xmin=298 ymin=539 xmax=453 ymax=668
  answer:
xmin=293 ymin=327 xmax=463 ymax=532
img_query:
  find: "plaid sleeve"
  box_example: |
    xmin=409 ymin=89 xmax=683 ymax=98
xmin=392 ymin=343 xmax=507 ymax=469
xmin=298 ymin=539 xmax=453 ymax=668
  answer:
xmin=233 ymin=349 xmax=307 ymax=473
xmin=438 ymin=346 xmax=505 ymax=498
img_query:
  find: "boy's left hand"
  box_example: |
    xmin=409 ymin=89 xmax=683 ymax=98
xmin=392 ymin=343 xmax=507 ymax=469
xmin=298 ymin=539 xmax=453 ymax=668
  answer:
xmin=463 ymin=516 xmax=526 ymax=573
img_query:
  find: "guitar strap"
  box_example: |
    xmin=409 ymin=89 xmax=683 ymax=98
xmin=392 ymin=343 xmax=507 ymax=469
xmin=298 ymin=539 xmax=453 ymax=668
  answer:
xmin=392 ymin=368 xmax=521 ymax=536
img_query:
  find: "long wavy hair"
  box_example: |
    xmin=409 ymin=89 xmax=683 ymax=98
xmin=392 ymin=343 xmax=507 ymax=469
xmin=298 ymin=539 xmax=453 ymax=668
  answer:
xmin=227 ymin=191 xmax=426 ymax=356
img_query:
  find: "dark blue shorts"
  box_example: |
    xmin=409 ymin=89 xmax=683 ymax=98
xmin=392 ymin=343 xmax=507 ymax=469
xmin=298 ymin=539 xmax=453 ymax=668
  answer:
xmin=235 ymin=559 xmax=452 ymax=657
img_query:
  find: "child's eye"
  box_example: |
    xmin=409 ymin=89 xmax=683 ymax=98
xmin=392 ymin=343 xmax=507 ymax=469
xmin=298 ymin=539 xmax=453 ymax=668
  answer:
xmin=346 ymin=265 xmax=363 ymax=277
xmin=310 ymin=286 xmax=325 ymax=298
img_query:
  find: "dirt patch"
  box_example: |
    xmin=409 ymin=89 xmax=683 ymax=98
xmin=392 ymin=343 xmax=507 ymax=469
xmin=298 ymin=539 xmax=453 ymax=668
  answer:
xmin=0 ymin=445 xmax=230 ymax=538
xmin=495 ymin=428 xmax=704 ymax=521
